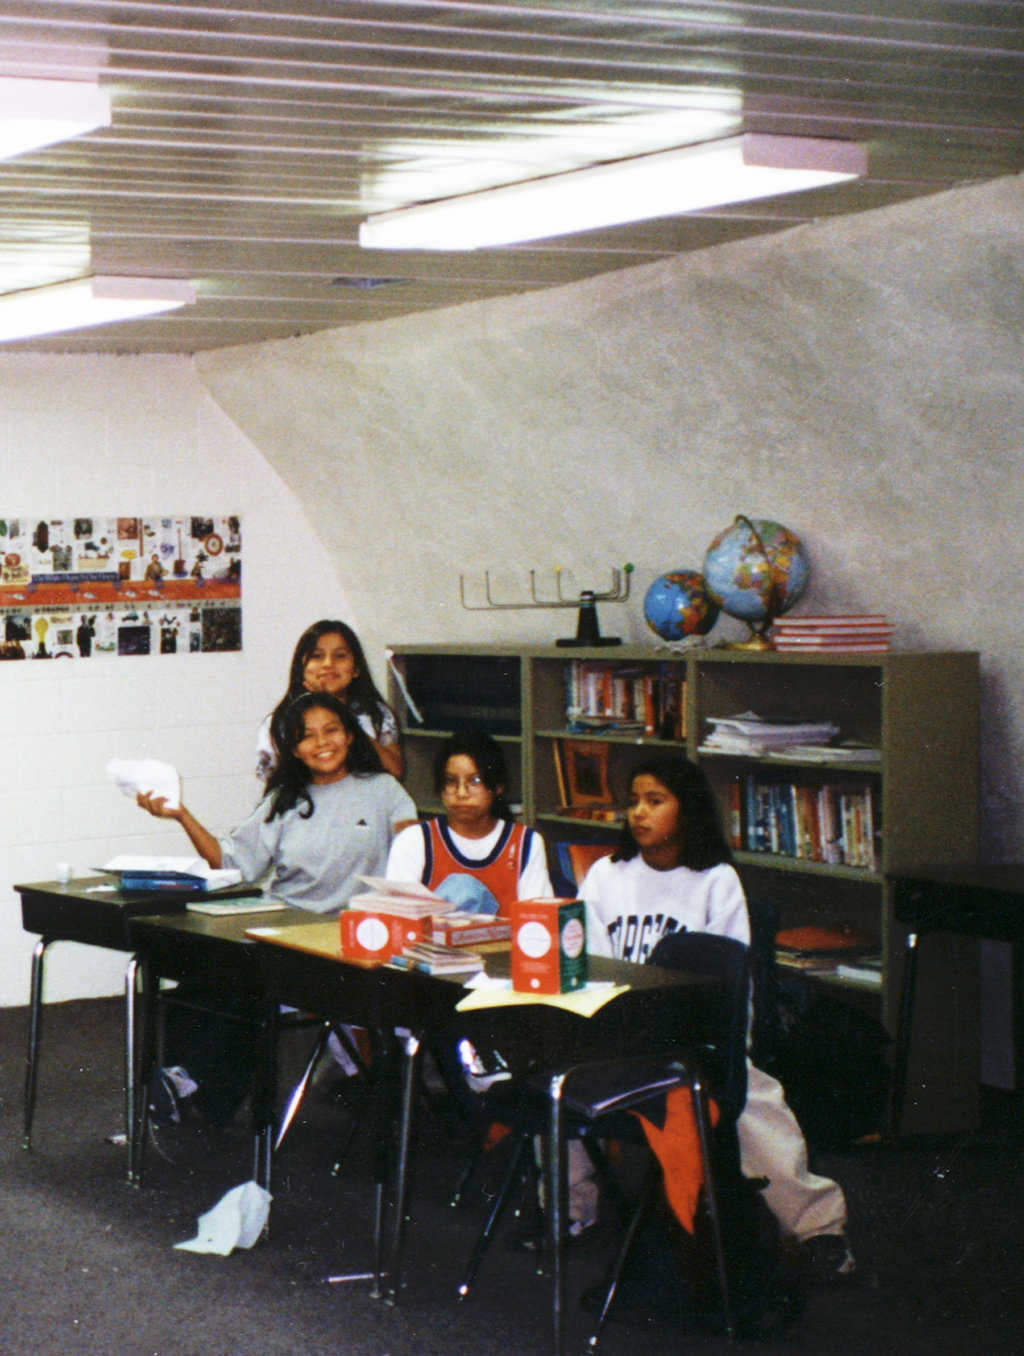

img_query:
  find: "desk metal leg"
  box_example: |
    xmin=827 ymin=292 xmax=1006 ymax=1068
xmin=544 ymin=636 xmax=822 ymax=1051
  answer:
xmin=123 ymin=956 xmax=139 ymax=1180
xmin=888 ymin=930 xmax=920 ymax=1142
xmin=23 ymin=936 xmax=49 ymax=1150
xmin=130 ymin=957 xmax=157 ymax=1187
xmin=252 ymin=1003 xmax=279 ymax=1204
xmin=383 ymin=1030 xmax=421 ymax=1303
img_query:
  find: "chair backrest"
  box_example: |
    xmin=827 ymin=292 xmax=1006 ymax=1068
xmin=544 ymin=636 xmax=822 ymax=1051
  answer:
xmin=647 ymin=931 xmax=750 ymax=1122
xmin=550 ymin=841 xmax=614 ymax=896
xmin=745 ymin=896 xmax=780 ymax=1070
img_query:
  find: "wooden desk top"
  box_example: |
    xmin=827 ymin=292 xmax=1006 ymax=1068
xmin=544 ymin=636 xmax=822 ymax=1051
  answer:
xmin=245 ymin=918 xmax=701 ymax=993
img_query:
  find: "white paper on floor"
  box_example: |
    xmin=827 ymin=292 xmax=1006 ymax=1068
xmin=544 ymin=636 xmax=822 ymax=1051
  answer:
xmin=174 ymin=1180 xmax=272 ymax=1256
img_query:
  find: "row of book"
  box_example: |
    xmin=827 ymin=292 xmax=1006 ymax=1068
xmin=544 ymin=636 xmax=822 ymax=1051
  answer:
xmin=727 ymin=774 xmax=880 ymax=870
xmin=769 ymin=613 xmax=894 ymax=653
xmin=564 ymin=660 xmax=686 ymax=739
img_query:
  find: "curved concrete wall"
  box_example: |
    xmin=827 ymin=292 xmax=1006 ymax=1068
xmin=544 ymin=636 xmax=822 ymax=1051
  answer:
xmin=195 ymin=174 xmax=1024 ymax=862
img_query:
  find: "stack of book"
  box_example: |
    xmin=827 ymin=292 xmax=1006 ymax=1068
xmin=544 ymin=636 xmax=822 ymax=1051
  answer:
xmin=774 ymin=924 xmax=881 ymax=982
xmin=431 ymin=913 xmax=511 ymax=947
xmin=769 ymin=614 xmax=894 ymax=652
xmin=98 ymin=855 xmax=243 ymax=893
xmin=700 ymin=712 xmax=839 ymax=757
xmin=392 ymin=940 xmax=485 ymax=975
xmin=349 ymin=876 xmax=456 ymax=918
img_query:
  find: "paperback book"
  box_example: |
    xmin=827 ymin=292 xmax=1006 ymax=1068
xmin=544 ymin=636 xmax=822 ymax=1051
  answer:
xmin=392 ymin=940 xmax=485 ymax=975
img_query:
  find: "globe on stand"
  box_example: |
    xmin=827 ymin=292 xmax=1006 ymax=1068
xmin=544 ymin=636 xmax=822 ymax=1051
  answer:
xmin=643 ymin=569 xmax=720 ymax=641
xmin=702 ymin=515 xmax=810 ymax=649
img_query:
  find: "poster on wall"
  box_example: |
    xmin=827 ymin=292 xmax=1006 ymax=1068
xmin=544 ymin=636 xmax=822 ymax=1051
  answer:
xmin=0 ymin=515 xmax=241 ymax=660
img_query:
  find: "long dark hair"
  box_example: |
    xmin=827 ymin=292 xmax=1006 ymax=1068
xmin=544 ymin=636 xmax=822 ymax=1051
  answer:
xmin=614 ymin=756 xmax=733 ymax=870
xmin=276 ymin=619 xmax=395 ymax=740
xmin=265 ymin=691 xmax=382 ymax=821
xmin=433 ymin=732 xmax=513 ymax=821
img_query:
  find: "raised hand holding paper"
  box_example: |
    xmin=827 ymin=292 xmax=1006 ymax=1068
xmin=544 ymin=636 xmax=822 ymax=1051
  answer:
xmin=107 ymin=758 xmax=181 ymax=809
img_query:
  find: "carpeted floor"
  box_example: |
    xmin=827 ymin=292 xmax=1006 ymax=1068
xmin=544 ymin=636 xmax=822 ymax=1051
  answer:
xmin=0 ymin=997 xmax=1021 ymax=1355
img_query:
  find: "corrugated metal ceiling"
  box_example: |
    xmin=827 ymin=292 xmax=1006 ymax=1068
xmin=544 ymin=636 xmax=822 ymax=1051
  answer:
xmin=0 ymin=1 xmax=1021 ymax=353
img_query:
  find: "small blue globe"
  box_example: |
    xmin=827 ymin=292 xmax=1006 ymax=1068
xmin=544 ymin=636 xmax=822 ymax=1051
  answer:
xmin=643 ymin=570 xmax=720 ymax=641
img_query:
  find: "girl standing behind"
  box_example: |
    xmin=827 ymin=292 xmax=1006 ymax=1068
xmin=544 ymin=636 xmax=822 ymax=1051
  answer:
xmin=257 ymin=619 xmax=403 ymax=782
xmin=141 ymin=691 xmax=415 ymax=912
xmin=580 ymin=756 xmax=855 ymax=1284
xmin=386 ymin=732 xmax=550 ymax=913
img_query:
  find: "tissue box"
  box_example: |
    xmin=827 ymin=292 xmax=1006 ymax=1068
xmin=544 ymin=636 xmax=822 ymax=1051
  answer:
xmin=339 ymin=909 xmax=426 ymax=961
xmin=510 ymin=898 xmax=587 ymax=995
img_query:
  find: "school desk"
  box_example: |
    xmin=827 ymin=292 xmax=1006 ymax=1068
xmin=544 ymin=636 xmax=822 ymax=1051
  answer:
xmin=889 ymin=862 xmax=1024 ymax=1138
xmin=245 ymin=919 xmax=719 ymax=1307
xmin=16 ymin=876 xmax=196 ymax=1162
xmin=124 ymin=904 xmax=317 ymax=1187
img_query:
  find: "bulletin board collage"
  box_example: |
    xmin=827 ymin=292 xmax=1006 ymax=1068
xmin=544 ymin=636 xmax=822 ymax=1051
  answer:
xmin=0 ymin=515 xmax=241 ymax=660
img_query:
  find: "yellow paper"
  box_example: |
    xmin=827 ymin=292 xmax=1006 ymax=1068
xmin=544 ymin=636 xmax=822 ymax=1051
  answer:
xmin=455 ymin=981 xmax=630 ymax=1018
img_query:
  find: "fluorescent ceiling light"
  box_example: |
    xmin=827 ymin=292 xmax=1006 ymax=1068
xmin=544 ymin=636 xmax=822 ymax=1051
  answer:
xmin=359 ymin=134 xmax=867 ymax=251
xmin=365 ymin=102 xmax=743 ymax=209
xmin=0 ymin=76 xmax=111 ymax=159
xmin=0 ymin=276 xmax=196 ymax=343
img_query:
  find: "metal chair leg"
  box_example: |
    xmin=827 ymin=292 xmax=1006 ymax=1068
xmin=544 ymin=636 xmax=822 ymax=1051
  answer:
xmin=547 ymin=1072 xmax=568 ymax=1356
xmin=23 ymin=936 xmax=48 ymax=1150
xmin=458 ymin=1131 xmax=531 ymax=1299
xmin=691 ymin=1073 xmax=735 ymax=1339
xmin=275 ymin=1019 xmax=332 ymax=1151
xmin=586 ymin=1161 xmax=659 ymax=1351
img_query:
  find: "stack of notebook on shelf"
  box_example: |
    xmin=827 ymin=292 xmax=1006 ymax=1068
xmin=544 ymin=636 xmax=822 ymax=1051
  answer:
xmin=769 ymin=614 xmax=894 ymax=652
xmin=775 ymin=924 xmax=881 ymax=982
xmin=699 ymin=712 xmax=840 ymax=757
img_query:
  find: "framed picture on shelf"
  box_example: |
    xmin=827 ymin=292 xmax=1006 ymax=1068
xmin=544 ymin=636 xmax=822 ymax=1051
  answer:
xmin=561 ymin=739 xmax=612 ymax=808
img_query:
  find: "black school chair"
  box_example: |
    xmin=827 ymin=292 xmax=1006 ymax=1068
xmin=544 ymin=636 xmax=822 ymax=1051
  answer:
xmin=457 ymin=932 xmax=751 ymax=1353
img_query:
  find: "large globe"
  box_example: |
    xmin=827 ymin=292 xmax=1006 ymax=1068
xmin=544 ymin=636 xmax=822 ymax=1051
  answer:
xmin=643 ymin=569 xmax=720 ymax=641
xmin=703 ymin=516 xmax=809 ymax=642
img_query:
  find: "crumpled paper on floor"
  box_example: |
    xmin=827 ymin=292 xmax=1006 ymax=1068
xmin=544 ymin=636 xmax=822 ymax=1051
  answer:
xmin=174 ymin=1180 xmax=272 ymax=1256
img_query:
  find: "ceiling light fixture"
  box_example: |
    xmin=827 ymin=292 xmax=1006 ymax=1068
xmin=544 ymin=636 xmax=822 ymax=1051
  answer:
xmin=0 ymin=76 xmax=111 ymax=159
xmin=0 ymin=276 xmax=196 ymax=343
xmin=359 ymin=134 xmax=867 ymax=251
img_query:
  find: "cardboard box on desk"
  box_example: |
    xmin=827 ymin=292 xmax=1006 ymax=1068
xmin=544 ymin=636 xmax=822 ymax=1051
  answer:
xmin=510 ymin=898 xmax=588 ymax=995
xmin=339 ymin=908 xmax=427 ymax=962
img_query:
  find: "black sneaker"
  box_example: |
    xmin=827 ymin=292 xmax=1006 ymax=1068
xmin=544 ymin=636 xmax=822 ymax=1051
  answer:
xmin=800 ymin=1233 xmax=856 ymax=1285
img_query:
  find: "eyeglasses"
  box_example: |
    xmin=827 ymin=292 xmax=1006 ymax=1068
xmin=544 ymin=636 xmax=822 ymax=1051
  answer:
xmin=440 ymin=774 xmax=486 ymax=794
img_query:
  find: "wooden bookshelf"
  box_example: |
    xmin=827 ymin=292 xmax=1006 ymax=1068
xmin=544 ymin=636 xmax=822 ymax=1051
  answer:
xmin=388 ymin=644 xmax=980 ymax=1132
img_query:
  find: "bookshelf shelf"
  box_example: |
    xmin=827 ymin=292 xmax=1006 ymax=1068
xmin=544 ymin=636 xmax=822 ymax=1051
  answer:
xmin=730 ymin=851 xmax=885 ymax=884
xmin=388 ymin=643 xmax=980 ymax=1133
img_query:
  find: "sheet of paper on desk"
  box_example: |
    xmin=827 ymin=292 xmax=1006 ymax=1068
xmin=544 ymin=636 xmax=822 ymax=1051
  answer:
xmin=107 ymin=757 xmax=181 ymax=809
xmin=456 ymin=977 xmax=629 ymax=1018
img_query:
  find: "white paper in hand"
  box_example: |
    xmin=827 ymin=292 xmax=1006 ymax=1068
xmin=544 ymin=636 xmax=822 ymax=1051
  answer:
xmin=174 ymin=1180 xmax=272 ymax=1255
xmin=107 ymin=758 xmax=181 ymax=809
